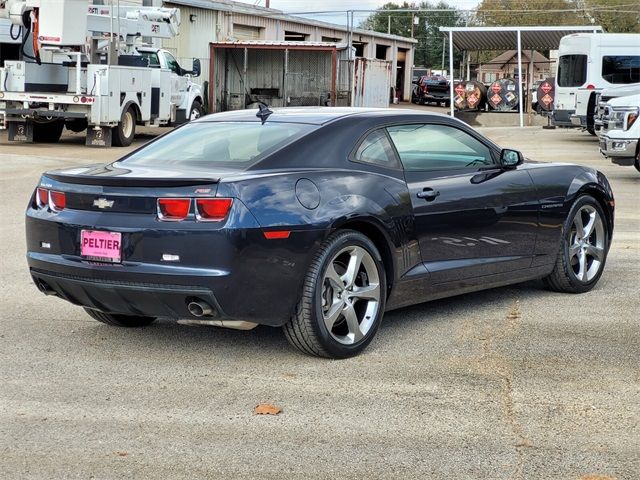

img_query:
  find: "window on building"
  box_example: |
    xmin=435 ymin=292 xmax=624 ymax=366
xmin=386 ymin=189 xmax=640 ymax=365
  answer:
xmin=322 ymin=36 xmax=342 ymax=43
xmin=352 ymin=42 xmax=366 ymax=57
xmin=375 ymin=44 xmax=389 ymax=60
xmin=602 ymin=56 xmax=640 ymax=84
xmin=233 ymin=24 xmax=263 ymax=41
xmin=284 ymin=31 xmax=309 ymax=41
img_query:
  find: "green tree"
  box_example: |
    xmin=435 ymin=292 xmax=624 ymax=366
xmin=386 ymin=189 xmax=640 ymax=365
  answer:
xmin=581 ymin=0 xmax=640 ymax=33
xmin=475 ymin=0 xmax=639 ymax=32
xmin=360 ymin=2 xmax=465 ymax=70
xmin=475 ymin=0 xmax=581 ymax=26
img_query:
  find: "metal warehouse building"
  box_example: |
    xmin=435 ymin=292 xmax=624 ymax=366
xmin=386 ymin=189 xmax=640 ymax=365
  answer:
xmin=150 ymin=0 xmax=416 ymax=103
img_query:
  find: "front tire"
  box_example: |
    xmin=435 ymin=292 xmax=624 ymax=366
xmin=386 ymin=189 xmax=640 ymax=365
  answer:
xmin=112 ymin=106 xmax=136 ymax=147
xmin=84 ymin=308 xmax=156 ymax=328
xmin=283 ymin=230 xmax=386 ymax=358
xmin=189 ymin=100 xmax=204 ymax=121
xmin=543 ymin=195 xmax=609 ymax=293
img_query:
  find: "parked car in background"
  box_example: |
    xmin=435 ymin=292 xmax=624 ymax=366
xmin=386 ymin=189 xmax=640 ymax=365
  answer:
xmin=594 ymin=83 xmax=640 ymax=137
xmin=26 ymin=107 xmax=614 ymax=358
xmin=412 ymin=75 xmax=451 ymax=107
xmin=599 ymin=93 xmax=640 ymax=172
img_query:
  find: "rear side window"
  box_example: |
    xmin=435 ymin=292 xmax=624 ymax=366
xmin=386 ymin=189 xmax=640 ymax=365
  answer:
xmin=557 ymin=55 xmax=587 ymax=87
xmin=353 ymin=130 xmax=399 ymax=168
xmin=122 ymin=122 xmax=314 ymax=169
xmin=602 ymin=56 xmax=640 ymax=84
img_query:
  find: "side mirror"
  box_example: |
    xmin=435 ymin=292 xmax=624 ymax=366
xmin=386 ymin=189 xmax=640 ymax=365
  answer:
xmin=191 ymin=58 xmax=201 ymax=77
xmin=500 ymin=148 xmax=524 ymax=168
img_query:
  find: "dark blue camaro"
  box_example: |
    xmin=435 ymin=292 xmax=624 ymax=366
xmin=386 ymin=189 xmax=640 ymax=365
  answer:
xmin=26 ymin=108 xmax=614 ymax=358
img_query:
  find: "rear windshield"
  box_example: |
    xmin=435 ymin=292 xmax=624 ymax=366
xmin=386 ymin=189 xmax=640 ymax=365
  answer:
xmin=122 ymin=122 xmax=315 ymax=169
xmin=557 ymin=55 xmax=587 ymax=87
xmin=602 ymin=56 xmax=640 ymax=84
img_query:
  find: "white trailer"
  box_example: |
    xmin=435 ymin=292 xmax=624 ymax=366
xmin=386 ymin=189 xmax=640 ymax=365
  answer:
xmin=0 ymin=0 xmax=204 ymax=146
xmin=552 ymin=33 xmax=640 ymax=134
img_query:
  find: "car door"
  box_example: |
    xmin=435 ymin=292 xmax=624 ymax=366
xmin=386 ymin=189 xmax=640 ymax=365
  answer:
xmin=386 ymin=122 xmax=539 ymax=285
xmin=162 ymin=51 xmax=187 ymax=109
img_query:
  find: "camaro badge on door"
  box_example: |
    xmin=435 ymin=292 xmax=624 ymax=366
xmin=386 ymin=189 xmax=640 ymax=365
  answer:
xmin=93 ymin=198 xmax=114 ymax=209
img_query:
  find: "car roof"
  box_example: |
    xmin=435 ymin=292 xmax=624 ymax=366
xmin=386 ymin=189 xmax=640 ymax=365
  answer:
xmin=196 ymin=107 xmax=449 ymax=125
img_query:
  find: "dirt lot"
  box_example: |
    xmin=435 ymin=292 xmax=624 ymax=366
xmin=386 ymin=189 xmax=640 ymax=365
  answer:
xmin=0 ymin=115 xmax=638 ymax=479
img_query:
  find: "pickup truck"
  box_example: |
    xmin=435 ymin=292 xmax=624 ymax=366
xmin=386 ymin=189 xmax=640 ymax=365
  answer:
xmin=412 ymin=75 xmax=451 ymax=107
xmin=598 ymin=93 xmax=640 ymax=172
xmin=594 ymin=83 xmax=640 ymax=137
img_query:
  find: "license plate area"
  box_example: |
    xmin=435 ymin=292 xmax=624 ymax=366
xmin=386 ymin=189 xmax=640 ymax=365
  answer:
xmin=81 ymin=230 xmax=122 ymax=263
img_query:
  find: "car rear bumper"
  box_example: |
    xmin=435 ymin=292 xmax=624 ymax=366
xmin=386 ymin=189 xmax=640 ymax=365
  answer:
xmin=552 ymin=109 xmax=575 ymax=127
xmin=30 ymin=266 xmax=223 ymax=319
xmin=570 ymin=114 xmax=586 ymax=127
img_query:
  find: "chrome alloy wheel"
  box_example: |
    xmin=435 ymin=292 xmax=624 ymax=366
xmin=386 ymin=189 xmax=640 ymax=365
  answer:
xmin=320 ymin=246 xmax=381 ymax=345
xmin=568 ymin=205 xmax=605 ymax=283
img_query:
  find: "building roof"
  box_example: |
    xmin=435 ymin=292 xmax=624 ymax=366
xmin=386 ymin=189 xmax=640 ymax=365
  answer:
xmin=167 ymin=0 xmax=418 ymax=45
xmin=210 ymin=40 xmax=348 ymax=50
xmin=487 ymin=49 xmax=550 ymax=65
xmin=440 ymin=25 xmax=603 ymax=51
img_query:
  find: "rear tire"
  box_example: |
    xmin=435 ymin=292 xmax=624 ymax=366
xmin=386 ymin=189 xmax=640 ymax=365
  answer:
xmin=635 ymin=146 xmax=640 ymax=173
xmin=84 ymin=308 xmax=156 ymax=328
xmin=283 ymin=230 xmax=386 ymax=358
xmin=112 ymin=106 xmax=136 ymax=147
xmin=543 ymin=195 xmax=609 ymax=293
xmin=33 ymin=121 xmax=64 ymax=143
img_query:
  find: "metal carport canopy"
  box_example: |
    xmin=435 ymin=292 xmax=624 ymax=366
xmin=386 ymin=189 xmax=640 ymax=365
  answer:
xmin=439 ymin=26 xmax=604 ymax=126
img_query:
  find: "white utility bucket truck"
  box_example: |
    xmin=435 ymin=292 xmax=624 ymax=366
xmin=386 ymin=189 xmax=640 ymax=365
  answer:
xmin=0 ymin=0 xmax=203 ymax=146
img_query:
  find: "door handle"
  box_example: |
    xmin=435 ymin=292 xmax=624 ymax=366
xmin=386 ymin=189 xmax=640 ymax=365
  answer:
xmin=417 ymin=188 xmax=440 ymax=201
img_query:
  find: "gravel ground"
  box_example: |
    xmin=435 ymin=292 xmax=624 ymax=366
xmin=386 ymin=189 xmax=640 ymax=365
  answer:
xmin=0 ymin=117 xmax=638 ymax=479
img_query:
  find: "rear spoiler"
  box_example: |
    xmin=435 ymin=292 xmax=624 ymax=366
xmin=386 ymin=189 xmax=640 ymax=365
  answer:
xmin=44 ymin=173 xmax=220 ymax=188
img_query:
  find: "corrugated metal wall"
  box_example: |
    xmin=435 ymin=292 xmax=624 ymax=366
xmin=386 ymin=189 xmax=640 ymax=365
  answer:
xmin=163 ymin=4 xmax=217 ymax=100
xmin=286 ymin=50 xmax=332 ymax=106
xmin=353 ymin=58 xmax=391 ymax=108
xmin=212 ymin=47 xmax=336 ymax=111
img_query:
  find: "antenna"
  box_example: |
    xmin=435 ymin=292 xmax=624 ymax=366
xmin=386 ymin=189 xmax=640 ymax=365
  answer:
xmin=256 ymin=102 xmax=273 ymax=125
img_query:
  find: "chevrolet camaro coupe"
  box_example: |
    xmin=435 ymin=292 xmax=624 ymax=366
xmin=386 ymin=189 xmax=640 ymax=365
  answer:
xmin=26 ymin=107 xmax=615 ymax=358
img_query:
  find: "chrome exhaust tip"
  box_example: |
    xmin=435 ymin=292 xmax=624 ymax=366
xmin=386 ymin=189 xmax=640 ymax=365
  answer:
xmin=187 ymin=301 xmax=213 ymax=317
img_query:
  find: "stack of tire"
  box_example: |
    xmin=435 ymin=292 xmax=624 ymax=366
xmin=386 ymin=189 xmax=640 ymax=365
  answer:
xmin=535 ymin=77 xmax=555 ymax=113
xmin=487 ymin=78 xmax=519 ymax=112
xmin=453 ymin=81 xmax=487 ymax=111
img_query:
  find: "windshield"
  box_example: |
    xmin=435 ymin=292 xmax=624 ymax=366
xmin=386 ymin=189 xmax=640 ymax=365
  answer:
xmin=121 ymin=122 xmax=315 ymax=170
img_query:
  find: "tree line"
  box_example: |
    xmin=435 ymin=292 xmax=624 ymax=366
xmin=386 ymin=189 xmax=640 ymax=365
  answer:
xmin=360 ymin=1 xmax=639 ymax=70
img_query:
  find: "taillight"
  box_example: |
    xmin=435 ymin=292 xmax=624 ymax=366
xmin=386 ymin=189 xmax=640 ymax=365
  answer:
xmin=195 ymin=198 xmax=233 ymax=221
xmin=586 ymin=84 xmax=595 ymax=90
xmin=49 ymin=190 xmax=66 ymax=212
xmin=157 ymin=198 xmax=191 ymax=221
xmin=36 ymin=187 xmax=49 ymax=208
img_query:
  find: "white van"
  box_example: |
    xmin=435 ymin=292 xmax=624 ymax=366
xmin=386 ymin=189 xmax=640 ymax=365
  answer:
xmin=553 ymin=33 xmax=640 ymax=134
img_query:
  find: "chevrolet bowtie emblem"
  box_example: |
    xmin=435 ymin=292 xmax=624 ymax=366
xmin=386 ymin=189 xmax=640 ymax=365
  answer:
xmin=93 ymin=198 xmax=115 ymax=209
